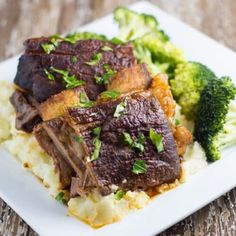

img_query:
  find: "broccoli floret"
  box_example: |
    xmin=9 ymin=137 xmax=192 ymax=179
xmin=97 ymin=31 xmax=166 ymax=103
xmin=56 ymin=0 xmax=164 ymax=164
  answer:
xmin=114 ymin=7 xmax=168 ymax=41
xmin=194 ymin=77 xmax=236 ymax=162
xmin=170 ymin=62 xmax=216 ymax=119
xmin=134 ymin=43 xmax=169 ymax=75
xmin=114 ymin=7 xmax=184 ymax=75
xmin=134 ymin=32 xmax=185 ymax=74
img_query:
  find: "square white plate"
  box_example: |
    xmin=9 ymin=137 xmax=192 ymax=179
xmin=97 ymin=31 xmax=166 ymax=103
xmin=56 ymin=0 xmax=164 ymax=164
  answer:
xmin=0 ymin=1 xmax=236 ymax=236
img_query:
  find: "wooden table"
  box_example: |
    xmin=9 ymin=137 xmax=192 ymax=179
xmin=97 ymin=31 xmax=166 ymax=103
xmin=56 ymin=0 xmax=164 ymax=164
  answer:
xmin=0 ymin=0 xmax=236 ymax=235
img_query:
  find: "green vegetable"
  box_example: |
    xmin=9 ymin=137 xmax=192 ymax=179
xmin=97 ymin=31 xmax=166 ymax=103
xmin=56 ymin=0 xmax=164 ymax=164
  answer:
xmin=122 ymin=132 xmax=133 ymax=146
xmin=85 ymin=53 xmax=102 ymax=66
xmin=95 ymin=64 xmax=116 ymax=85
xmin=114 ymin=190 xmax=125 ymax=200
xmin=170 ymin=62 xmax=216 ymax=119
xmin=114 ymin=101 xmax=126 ymax=117
xmin=75 ymin=135 xmax=83 ymax=143
xmin=41 ymin=43 xmax=56 ymax=54
xmin=113 ymin=7 xmax=183 ymax=75
xmin=55 ymin=192 xmax=66 ymax=204
xmin=90 ymin=127 xmax=102 ymax=161
xmin=91 ymin=138 xmax=102 ymax=161
xmin=63 ymin=32 xmax=107 ymax=44
xmin=194 ymin=77 xmax=236 ymax=162
xmin=101 ymin=45 xmax=113 ymax=51
xmin=110 ymin=37 xmax=124 ymax=45
xmin=122 ymin=132 xmax=145 ymax=152
xmin=93 ymin=127 xmax=101 ymax=137
xmin=134 ymin=32 xmax=185 ymax=74
xmin=114 ymin=7 xmax=160 ymax=41
xmin=132 ymin=159 xmax=147 ymax=174
xmin=79 ymin=92 xmax=94 ymax=108
xmin=100 ymin=90 xmax=120 ymax=100
xmin=134 ymin=43 xmax=169 ymax=75
xmin=175 ymin=119 xmax=180 ymax=126
xmin=149 ymin=128 xmax=164 ymax=152
xmin=71 ymin=56 xmax=78 ymax=63
xmin=50 ymin=66 xmax=84 ymax=88
xmin=44 ymin=69 xmax=55 ymax=80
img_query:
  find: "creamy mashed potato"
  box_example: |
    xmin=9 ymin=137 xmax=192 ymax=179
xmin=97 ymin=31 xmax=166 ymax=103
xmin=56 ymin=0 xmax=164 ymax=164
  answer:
xmin=68 ymin=190 xmax=150 ymax=228
xmin=0 ymin=80 xmax=208 ymax=228
xmin=0 ymin=81 xmax=61 ymax=197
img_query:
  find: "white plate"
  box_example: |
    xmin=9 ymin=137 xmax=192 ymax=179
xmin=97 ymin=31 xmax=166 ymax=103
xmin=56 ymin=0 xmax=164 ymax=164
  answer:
xmin=0 ymin=1 xmax=236 ymax=236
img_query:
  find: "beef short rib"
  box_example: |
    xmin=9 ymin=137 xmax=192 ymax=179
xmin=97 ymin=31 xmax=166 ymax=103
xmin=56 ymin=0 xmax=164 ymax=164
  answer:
xmin=14 ymin=38 xmax=135 ymax=102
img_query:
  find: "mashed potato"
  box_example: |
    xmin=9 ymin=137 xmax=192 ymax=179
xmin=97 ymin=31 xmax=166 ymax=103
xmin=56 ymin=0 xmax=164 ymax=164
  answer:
xmin=0 ymin=80 xmax=208 ymax=228
xmin=68 ymin=190 xmax=150 ymax=228
xmin=0 ymin=81 xmax=61 ymax=197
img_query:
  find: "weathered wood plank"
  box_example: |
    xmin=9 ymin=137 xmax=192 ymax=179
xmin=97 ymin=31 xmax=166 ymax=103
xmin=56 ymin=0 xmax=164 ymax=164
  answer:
xmin=0 ymin=0 xmax=235 ymax=235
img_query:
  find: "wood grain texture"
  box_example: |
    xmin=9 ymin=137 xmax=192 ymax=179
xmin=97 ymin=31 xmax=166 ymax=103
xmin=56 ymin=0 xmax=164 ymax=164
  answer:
xmin=0 ymin=0 xmax=236 ymax=235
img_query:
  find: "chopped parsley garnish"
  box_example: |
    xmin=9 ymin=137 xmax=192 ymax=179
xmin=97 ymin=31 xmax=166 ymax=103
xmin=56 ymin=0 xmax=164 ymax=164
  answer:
xmin=149 ymin=128 xmax=164 ymax=153
xmin=90 ymin=127 xmax=102 ymax=161
xmin=100 ymin=90 xmax=120 ymax=100
xmin=44 ymin=69 xmax=55 ymax=80
xmin=71 ymin=56 xmax=78 ymax=63
xmin=101 ymin=45 xmax=113 ymax=52
xmin=123 ymin=132 xmax=133 ymax=146
xmin=41 ymin=43 xmax=56 ymax=54
xmin=114 ymin=190 xmax=125 ymax=200
xmin=93 ymin=127 xmax=101 ymax=137
xmin=75 ymin=135 xmax=83 ymax=143
xmin=85 ymin=53 xmax=102 ymax=66
xmin=122 ymin=132 xmax=145 ymax=152
xmin=41 ymin=34 xmax=63 ymax=54
xmin=175 ymin=119 xmax=180 ymax=126
xmin=114 ymin=101 xmax=126 ymax=118
xmin=132 ymin=159 xmax=147 ymax=174
xmin=50 ymin=66 xmax=84 ymax=88
xmin=91 ymin=138 xmax=102 ymax=161
xmin=110 ymin=37 xmax=124 ymax=45
xmin=79 ymin=92 xmax=94 ymax=108
xmin=95 ymin=64 xmax=116 ymax=85
xmin=55 ymin=192 xmax=67 ymax=204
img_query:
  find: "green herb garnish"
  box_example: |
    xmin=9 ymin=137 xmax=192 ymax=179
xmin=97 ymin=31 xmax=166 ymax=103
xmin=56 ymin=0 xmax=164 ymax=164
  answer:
xmin=122 ymin=132 xmax=145 ymax=152
xmin=41 ymin=43 xmax=56 ymax=54
xmin=85 ymin=53 xmax=102 ymax=66
xmin=93 ymin=127 xmax=101 ymax=137
xmin=50 ymin=67 xmax=84 ymax=89
xmin=132 ymin=159 xmax=147 ymax=174
xmin=123 ymin=132 xmax=133 ymax=146
xmin=90 ymin=127 xmax=102 ymax=161
xmin=75 ymin=135 xmax=83 ymax=143
xmin=44 ymin=69 xmax=55 ymax=80
xmin=114 ymin=101 xmax=126 ymax=118
xmin=101 ymin=45 xmax=113 ymax=52
xmin=100 ymin=90 xmax=120 ymax=100
xmin=110 ymin=37 xmax=124 ymax=45
xmin=91 ymin=138 xmax=102 ymax=161
xmin=114 ymin=190 xmax=125 ymax=200
xmin=175 ymin=119 xmax=180 ymax=126
xmin=41 ymin=34 xmax=63 ymax=54
xmin=79 ymin=92 xmax=94 ymax=108
xmin=71 ymin=56 xmax=78 ymax=63
xmin=95 ymin=64 xmax=116 ymax=85
xmin=55 ymin=192 xmax=66 ymax=204
xmin=149 ymin=128 xmax=164 ymax=152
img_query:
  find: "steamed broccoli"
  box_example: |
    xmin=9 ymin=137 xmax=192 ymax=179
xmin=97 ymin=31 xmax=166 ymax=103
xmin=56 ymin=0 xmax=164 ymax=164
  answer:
xmin=134 ymin=32 xmax=185 ymax=74
xmin=194 ymin=77 xmax=236 ymax=162
xmin=114 ymin=7 xmax=185 ymax=75
xmin=134 ymin=43 xmax=169 ymax=75
xmin=170 ymin=62 xmax=216 ymax=119
xmin=114 ymin=7 xmax=168 ymax=41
